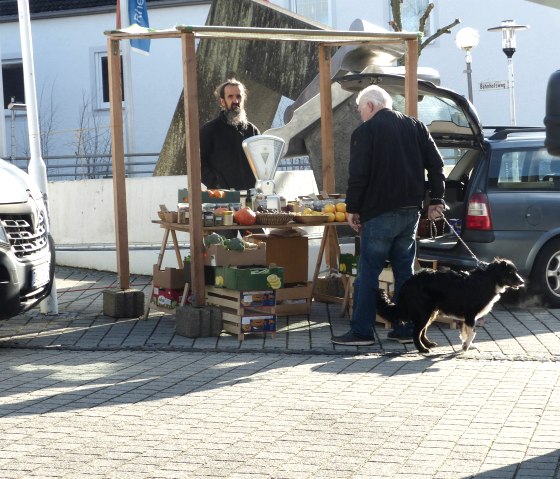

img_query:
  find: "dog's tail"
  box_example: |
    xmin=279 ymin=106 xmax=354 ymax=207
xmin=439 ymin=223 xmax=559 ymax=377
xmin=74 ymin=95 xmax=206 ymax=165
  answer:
xmin=376 ymin=289 xmax=399 ymax=323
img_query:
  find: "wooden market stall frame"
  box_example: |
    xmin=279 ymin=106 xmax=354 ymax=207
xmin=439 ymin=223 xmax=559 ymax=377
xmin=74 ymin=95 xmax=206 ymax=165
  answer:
xmin=104 ymin=24 xmax=420 ymax=307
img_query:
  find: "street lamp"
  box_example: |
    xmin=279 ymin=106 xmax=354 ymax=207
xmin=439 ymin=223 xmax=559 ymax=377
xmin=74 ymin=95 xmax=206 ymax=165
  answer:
xmin=455 ymin=27 xmax=480 ymax=104
xmin=488 ymin=20 xmax=529 ymax=126
xmin=7 ymin=98 xmax=27 ymax=163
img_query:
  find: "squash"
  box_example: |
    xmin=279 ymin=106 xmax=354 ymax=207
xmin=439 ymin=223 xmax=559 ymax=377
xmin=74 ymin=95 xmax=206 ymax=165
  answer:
xmin=234 ymin=207 xmax=257 ymax=226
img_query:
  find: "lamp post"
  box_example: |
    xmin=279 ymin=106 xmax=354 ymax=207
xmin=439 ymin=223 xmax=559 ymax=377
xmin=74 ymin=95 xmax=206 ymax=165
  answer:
xmin=7 ymin=98 xmax=27 ymax=163
xmin=455 ymin=27 xmax=480 ymax=104
xmin=488 ymin=20 xmax=529 ymax=126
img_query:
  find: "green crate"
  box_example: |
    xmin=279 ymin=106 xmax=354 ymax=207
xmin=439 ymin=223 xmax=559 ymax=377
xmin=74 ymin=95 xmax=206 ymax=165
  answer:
xmin=214 ymin=266 xmax=284 ymax=291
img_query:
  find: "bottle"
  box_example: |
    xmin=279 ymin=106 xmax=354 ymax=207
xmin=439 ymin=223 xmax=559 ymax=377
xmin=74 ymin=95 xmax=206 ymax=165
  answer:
xmin=245 ymin=189 xmax=253 ymax=210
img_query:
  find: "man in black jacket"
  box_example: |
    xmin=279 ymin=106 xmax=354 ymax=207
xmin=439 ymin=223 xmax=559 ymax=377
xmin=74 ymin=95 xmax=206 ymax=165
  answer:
xmin=200 ymin=79 xmax=260 ymax=190
xmin=332 ymin=85 xmax=445 ymax=346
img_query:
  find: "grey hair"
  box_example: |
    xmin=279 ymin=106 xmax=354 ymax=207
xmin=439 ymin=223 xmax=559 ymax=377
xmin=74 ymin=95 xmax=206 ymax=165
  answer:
xmin=356 ymin=85 xmax=393 ymax=110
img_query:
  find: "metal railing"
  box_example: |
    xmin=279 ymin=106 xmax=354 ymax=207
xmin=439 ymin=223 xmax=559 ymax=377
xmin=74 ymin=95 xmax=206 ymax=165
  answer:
xmin=9 ymin=154 xmax=311 ymax=181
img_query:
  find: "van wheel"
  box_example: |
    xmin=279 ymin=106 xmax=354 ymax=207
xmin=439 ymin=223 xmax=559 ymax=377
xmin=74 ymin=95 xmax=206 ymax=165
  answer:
xmin=530 ymin=239 xmax=560 ymax=307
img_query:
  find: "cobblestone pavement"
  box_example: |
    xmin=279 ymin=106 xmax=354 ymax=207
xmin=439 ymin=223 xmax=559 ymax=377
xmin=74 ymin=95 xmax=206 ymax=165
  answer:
xmin=3 ymin=267 xmax=560 ymax=360
xmin=0 ymin=267 xmax=559 ymax=479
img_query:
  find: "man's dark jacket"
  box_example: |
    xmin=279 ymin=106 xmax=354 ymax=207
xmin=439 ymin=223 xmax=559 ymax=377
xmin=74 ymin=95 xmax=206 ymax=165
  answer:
xmin=200 ymin=111 xmax=260 ymax=190
xmin=345 ymin=108 xmax=445 ymax=223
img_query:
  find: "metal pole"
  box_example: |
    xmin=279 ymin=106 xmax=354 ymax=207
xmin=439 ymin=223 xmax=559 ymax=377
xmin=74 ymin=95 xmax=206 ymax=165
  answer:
xmin=507 ymin=56 xmax=516 ymax=126
xmin=16 ymin=0 xmax=58 ymax=314
xmin=10 ymin=108 xmax=16 ymax=162
xmin=0 ymin=40 xmax=6 ymax=159
xmin=465 ymin=50 xmax=474 ymax=103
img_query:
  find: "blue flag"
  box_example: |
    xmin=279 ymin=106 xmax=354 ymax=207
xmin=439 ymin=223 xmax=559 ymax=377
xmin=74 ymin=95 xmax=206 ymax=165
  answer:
xmin=128 ymin=0 xmax=150 ymax=54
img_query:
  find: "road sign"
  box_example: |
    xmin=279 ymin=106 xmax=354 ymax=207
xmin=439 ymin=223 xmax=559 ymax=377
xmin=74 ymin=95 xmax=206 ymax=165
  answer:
xmin=480 ymin=80 xmax=508 ymax=91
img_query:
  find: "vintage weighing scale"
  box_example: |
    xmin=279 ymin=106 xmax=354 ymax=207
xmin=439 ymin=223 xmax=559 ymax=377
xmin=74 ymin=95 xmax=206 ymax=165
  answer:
xmin=242 ymin=135 xmax=286 ymax=211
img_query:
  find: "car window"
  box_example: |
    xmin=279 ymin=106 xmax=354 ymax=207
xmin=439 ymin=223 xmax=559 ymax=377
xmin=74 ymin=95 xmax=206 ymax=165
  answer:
xmin=488 ymin=148 xmax=560 ymax=190
xmin=425 ymin=147 xmax=475 ymax=180
xmin=392 ymin=95 xmax=471 ymax=129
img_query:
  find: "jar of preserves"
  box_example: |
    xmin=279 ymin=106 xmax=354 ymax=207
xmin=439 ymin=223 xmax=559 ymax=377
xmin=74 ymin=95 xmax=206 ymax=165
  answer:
xmin=222 ymin=210 xmax=234 ymax=226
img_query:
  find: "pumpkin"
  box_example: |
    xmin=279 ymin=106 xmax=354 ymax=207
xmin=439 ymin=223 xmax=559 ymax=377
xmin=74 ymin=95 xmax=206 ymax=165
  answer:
xmin=234 ymin=207 xmax=257 ymax=226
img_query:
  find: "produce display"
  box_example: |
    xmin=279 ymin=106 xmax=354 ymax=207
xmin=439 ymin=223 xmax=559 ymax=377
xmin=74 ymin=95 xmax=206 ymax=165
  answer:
xmin=204 ymin=234 xmax=258 ymax=251
xmin=160 ymin=189 xmax=347 ymax=226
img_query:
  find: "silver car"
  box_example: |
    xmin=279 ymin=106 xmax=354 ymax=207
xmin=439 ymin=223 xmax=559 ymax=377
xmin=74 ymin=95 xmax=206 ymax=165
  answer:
xmin=338 ymin=73 xmax=560 ymax=307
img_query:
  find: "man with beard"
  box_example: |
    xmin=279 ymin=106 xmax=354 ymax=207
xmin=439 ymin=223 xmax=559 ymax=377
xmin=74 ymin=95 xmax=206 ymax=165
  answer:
xmin=200 ymin=79 xmax=260 ymax=191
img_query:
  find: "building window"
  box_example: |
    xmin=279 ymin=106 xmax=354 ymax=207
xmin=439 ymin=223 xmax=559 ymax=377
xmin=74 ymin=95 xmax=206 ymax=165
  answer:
xmin=2 ymin=61 xmax=25 ymax=109
xmin=93 ymin=51 xmax=124 ymax=109
xmin=393 ymin=0 xmax=432 ymax=36
xmin=291 ymin=0 xmax=331 ymax=25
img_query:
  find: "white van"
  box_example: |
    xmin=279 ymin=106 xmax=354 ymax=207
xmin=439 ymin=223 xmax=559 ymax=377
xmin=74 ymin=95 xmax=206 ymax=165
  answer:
xmin=0 ymin=159 xmax=54 ymax=318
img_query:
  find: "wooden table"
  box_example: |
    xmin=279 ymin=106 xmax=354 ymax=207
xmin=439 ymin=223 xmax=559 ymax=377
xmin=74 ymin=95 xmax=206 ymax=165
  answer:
xmin=144 ymin=219 xmax=349 ymax=319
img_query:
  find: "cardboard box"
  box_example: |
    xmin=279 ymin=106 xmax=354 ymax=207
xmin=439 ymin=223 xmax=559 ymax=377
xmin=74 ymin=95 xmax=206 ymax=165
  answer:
xmin=241 ymin=315 xmax=276 ymax=333
xmin=153 ymin=265 xmax=185 ymax=290
xmin=222 ymin=312 xmax=276 ymax=338
xmin=178 ymin=188 xmax=240 ymax=204
xmin=249 ymin=234 xmax=308 ymax=284
xmin=203 ymin=243 xmax=266 ymax=267
xmin=214 ymin=266 xmax=284 ymax=291
xmin=152 ymin=287 xmax=183 ymax=309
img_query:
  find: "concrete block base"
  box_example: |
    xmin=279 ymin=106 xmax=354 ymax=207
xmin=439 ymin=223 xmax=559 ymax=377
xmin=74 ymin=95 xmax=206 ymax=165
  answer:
xmin=103 ymin=289 xmax=145 ymax=318
xmin=176 ymin=305 xmax=222 ymax=338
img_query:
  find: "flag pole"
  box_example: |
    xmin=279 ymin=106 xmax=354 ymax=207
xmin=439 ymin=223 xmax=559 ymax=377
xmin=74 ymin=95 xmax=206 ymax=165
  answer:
xmin=119 ymin=0 xmax=136 ymax=173
xmin=0 ymin=39 xmax=7 ymax=157
xmin=17 ymin=0 xmax=58 ymax=314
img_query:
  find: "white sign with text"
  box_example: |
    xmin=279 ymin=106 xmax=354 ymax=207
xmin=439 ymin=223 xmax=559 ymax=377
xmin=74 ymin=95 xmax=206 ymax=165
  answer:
xmin=480 ymin=81 xmax=508 ymax=91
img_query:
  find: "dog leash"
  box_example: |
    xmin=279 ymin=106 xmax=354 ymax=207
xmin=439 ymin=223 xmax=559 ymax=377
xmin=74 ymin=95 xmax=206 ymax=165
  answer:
xmin=439 ymin=215 xmax=488 ymax=268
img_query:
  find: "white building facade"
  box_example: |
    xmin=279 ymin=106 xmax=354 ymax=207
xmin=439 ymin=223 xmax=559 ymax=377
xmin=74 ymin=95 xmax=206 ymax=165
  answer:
xmin=1 ymin=0 xmax=559 ymax=170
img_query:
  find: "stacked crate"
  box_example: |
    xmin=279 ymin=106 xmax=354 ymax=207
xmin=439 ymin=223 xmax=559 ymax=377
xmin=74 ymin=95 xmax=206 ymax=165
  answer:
xmin=205 ymin=287 xmax=277 ymax=340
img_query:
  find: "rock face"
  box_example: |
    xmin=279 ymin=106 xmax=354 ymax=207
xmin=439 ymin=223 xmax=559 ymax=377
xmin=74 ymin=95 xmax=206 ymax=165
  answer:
xmin=154 ymin=0 xmax=326 ymax=176
xmin=154 ymin=0 xmax=414 ymax=201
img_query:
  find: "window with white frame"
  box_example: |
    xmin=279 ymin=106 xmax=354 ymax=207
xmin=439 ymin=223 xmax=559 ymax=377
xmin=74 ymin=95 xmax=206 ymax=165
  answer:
xmin=393 ymin=0 xmax=432 ymax=36
xmin=2 ymin=60 xmax=25 ymax=109
xmin=92 ymin=50 xmax=124 ymax=110
xmin=290 ymin=0 xmax=331 ymax=25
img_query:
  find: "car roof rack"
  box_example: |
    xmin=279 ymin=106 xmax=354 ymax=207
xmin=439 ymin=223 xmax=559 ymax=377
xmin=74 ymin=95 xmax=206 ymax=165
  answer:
xmin=485 ymin=126 xmax=545 ymax=140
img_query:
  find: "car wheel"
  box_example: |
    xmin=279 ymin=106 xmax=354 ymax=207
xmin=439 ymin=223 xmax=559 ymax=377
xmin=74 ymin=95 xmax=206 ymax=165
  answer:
xmin=530 ymin=239 xmax=560 ymax=307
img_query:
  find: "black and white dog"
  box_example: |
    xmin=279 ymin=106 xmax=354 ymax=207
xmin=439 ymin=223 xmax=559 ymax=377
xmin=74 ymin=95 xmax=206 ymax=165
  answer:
xmin=376 ymin=258 xmax=525 ymax=353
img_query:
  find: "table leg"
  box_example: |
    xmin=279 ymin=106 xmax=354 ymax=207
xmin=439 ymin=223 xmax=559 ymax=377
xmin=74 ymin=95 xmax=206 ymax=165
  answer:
xmin=310 ymin=225 xmax=330 ymax=298
xmin=144 ymin=228 xmax=171 ymax=320
xmin=170 ymin=230 xmax=183 ymax=268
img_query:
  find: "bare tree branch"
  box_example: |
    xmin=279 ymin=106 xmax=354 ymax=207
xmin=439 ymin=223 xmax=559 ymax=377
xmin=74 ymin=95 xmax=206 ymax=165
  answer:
xmin=420 ymin=18 xmax=461 ymax=55
xmin=70 ymin=91 xmax=111 ymax=179
xmin=390 ymin=0 xmax=461 ymax=61
xmin=389 ymin=0 xmax=402 ymax=32
xmin=418 ymin=3 xmax=434 ymax=35
xmin=38 ymin=81 xmax=59 ymax=158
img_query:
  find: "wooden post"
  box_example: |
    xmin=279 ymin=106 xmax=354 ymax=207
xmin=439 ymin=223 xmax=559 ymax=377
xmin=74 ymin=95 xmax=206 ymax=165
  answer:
xmin=181 ymin=32 xmax=205 ymax=307
xmin=318 ymin=44 xmax=335 ymax=194
xmin=107 ymin=38 xmax=130 ymax=290
xmin=404 ymin=37 xmax=419 ymax=118
xmin=318 ymin=44 xmax=339 ymax=268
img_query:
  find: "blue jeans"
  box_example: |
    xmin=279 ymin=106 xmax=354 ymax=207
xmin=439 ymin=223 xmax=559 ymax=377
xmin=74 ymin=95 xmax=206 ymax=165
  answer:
xmin=350 ymin=208 xmax=420 ymax=338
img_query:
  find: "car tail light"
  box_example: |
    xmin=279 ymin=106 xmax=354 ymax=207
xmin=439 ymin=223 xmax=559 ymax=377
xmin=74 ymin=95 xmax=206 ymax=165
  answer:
xmin=466 ymin=193 xmax=492 ymax=230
